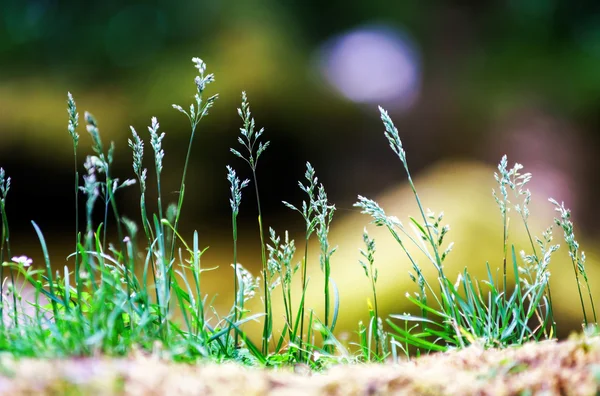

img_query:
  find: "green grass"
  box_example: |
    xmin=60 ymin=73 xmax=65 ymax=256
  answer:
xmin=0 ymin=56 xmax=597 ymax=369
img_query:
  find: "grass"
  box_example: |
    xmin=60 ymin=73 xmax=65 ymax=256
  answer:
xmin=0 ymin=56 xmax=597 ymax=371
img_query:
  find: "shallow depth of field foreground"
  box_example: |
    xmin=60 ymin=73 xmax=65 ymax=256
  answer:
xmin=1 ymin=56 xmax=599 ymax=395
xmin=1 ymin=334 xmax=600 ymax=395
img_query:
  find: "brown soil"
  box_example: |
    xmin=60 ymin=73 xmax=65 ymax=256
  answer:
xmin=1 ymin=334 xmax=599 ymax=395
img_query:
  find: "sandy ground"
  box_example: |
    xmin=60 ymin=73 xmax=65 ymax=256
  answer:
xmin=1 ymin=334 xmax=599 ymax=395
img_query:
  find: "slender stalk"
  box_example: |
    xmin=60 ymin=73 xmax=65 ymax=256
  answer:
xmin=324 ymin=257 xmax=330 ymax=328
xmin=155 ymin=176 xmax=165 ymax=239
xmin=252 ymin=170 xmax=271 ymax=354
xmin=102 ymin=187 xmax=110 ymax=249
xmin=381 ymin=107 xmax=457 ymax=323
xmin=124 ymin=238 xmax=136 ymax=333
xmin=545 ymin=284 xmax=556 ymax=336
xmin=407 ymin=176 xmax=447 ymax=280
xmin=502 ymin=211 xmax=508 ymax=299
xmin=105 ymin=175 xmax=131 ymax=318
xmin=129 ymin=126 xmax=160 ymax=328
xmin=81 ymin=159 xmax=99 ymax=289
xmin=232 ymin=212 xmax=239 ymax=347
xmin=169 ymin=58 xmax=218 ymax=266
xmin=192 ymin=232 xmax=205 ymax=340
xmin=286 ymin=279 xmax=293 ymax=339
xmin=279 ymin=263 xmax=292 ymax=340
xmin=103 ymin=173 xmax=128 ymax=262
xmin=0 ymin=200 xmax=18 ymax=327
xmin=67 ymin=93 xmax=83 ymax=321
xmin=370 ymin=271 xmax=379 ymax=356
xmin=146 ymin=117 xmax=170 ymax=337
xmin=0 ymin=229 xmax=3 ymax=327
xmin=139 ymin=190 xmax=161 ymax=323
xmin=313 ymin=186 xmax=336 ymax=352
xmin=72 ymin=150 xmax=84 ymax=321
xmin=227 ymin=165 xmax=248 ymax=349
xmin=0 ymin=193 xmax=6 ymax=326
xmin=230 ymin=91 xmax=270 ymax=353
xmin=299 ymin=236 xmax=309 ymax=359
xmin=573 ymin=258 xmax=588 ymax=325
xmin=587 ymin=282 xmax=597 ymax=324
xmin=32 ymin=222 xmax=59 ymax=324
xmin=284 ymin=164 xmax=319 ymax=362
xmin=360 ymin=229 xmax=379 ymax=357
xmin=522 ymin=222 xmax=555 ymax=337
xmin=154 ymin=164 xmax=168 ymax=321
xmin=168 ymin=122 xmax=196 ymax=263
xmin=550 ymin=199 xmax=592 ymax=326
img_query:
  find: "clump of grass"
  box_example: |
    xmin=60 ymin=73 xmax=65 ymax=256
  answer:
xmin=0 ymin=56 xmax=597 ymax=370
xmin=356 ymin=107 xmax=592 ymax=354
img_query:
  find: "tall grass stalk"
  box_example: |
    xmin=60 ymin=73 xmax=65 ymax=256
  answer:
xmin=282 ymin=163 xmax=338 ymax=357
xmin=170 ymin=57 xmax=218 ymax=263
xmin=227 ymin=165 xmax=249 ymax=348
xmin=499 ymin=158 xmax=557 ymax=337
xmin=376 ymin=107 xmax=456 ymax=323
xmin=550 ymin=199 xmax=597 ymax=326
xmin=493 ymin=156 xmax=513 ymax=300
xmin=359 ymin=228 xmax=380 ymax=357
xmin=0 ymin=168 xmax=18 ymax=327
xmin=32 ymin=222 xmax=60 ymax=323
xmin=231 ymin=91 xmax=271 ymax=354
xmin=267 ymin=228 xmax=301 ymax=357
xmin=147 ymin=117 xmax=170 ymax=334
xmin=149 ymin=117 xmax=166 ymax=249
xmin=314 ymin=184 xmax=336 ymax=332
xmin=66 ymin=93 xmax=83 ymax=321
xmin=283 ymin=162 xmax=318 ymax=360
xmin=166 ymin=57 xmax=217 ymax=340
xmin=288 ymin=171 xmax=338 ymax=354
xmin=83 ymin=112 xmax=132 ymax=257
xmin=128 ymin=126 xmax=161 ymax=312
xmin=84 ymin=112 xmax=111 ymax=250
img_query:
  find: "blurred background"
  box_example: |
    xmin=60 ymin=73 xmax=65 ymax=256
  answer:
xmin=2 ymin=0 xmax=600 ymax=340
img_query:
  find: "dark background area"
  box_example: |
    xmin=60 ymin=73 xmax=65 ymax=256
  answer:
xmin=2 ymin=0 xmax=600 ymax=335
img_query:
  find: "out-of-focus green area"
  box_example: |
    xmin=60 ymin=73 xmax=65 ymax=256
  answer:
xmin=2 ymin=0 xmax=600 ymax=337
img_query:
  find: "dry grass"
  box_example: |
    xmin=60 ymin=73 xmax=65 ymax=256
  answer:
xmin=1 ymin=333 xmax=599 ymax=395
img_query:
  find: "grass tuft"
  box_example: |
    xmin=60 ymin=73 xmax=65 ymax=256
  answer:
xmin=0 ymin=57 xmax=596 ymax=370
